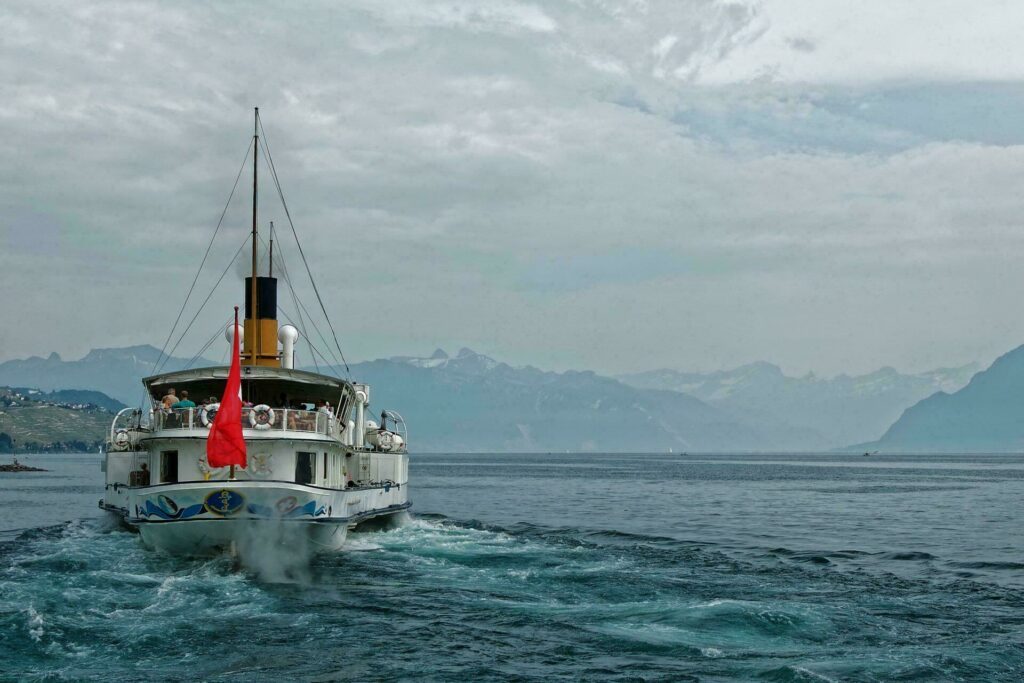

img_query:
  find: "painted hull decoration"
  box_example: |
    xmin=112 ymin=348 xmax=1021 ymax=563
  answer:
xmin=136 ymin=491 xmax=330 ymax=522
xmin=100 ymin=111 xmax=411 ymax=556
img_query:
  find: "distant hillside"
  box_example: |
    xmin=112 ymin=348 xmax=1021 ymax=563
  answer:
xmin=10 ymin=387 xmax=126 ymax=413
xmin=312 ymin=348 xmax=817 ymax=452
xmin=0 ymin=387 xmax=117 ymax=452
xmin=619 ymin=361 xmax=977 ymax=449
xmin=858 ymin=345 xmax=1024 ymax=452
xmin=0 ymin=346 xmax=213 ymax=406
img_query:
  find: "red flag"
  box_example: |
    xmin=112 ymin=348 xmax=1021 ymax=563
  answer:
xmin=207 ymin=307 xmax=247 ymax=470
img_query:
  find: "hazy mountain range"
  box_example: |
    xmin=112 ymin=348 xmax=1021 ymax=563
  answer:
xmin=0 ymin=343 xmax=1007 ymax=452
xmin=857 ymin=344 xmax=1024 ymax=452
xmin=618 ymin=362 xmax=978 ymax=450
xmin=0 ymin=346 xmax=200 ymax=408
xmin=321 ymin=349 xmax=819 ymax=452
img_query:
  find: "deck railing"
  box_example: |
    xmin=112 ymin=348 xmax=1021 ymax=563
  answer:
xmin=152 ymin=406 xmax=338 ymax=437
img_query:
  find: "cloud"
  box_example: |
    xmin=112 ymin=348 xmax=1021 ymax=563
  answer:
xmin=2 ymin=0 xmax=1024 ymax=379
xmin=786 ymin=36 xmax=815 ymax=53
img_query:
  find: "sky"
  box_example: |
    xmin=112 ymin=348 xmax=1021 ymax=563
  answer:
xmin=3 ymin=0 xmax=1024 ymax=377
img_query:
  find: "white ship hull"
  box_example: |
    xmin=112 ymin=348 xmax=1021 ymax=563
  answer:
xmin=119 ymin=480 xmax=408 ymax=555
xmin=102 ymin=370 xmax=411 ymax=558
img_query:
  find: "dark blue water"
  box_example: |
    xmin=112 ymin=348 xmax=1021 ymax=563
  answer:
xmin=3 ymin=452 xmax=1024 ymax=681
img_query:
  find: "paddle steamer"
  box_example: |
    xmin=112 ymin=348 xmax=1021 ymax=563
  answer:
xmin=99 ymin=110 xmax=410 ymax=554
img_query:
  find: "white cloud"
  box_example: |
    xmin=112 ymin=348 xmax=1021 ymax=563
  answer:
xmin=1 ymin=0 xmax=1024 ymax=379
xmin=700 ymin=0 xmax=1024 ymax=84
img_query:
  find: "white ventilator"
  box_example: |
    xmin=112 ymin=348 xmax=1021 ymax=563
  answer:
xmin=224 ymin=323 xmax=244 ymax=351
xmin=278 ymin=325 xmax=299 ymax=369
xmin=355 ymin=388 xmax=368 ymax=449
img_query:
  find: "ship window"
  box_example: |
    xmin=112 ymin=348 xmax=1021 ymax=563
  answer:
xmin=160 ymin=451 xmax=178 ymax=484
xmin=323 ymin=453 xmax=328 ymax=482
xmin=295 ymin=451 xmax=315 ymax=485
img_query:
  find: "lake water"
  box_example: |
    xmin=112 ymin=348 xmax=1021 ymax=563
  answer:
xmin=2 ymin=452 xmax=1024 ymax=681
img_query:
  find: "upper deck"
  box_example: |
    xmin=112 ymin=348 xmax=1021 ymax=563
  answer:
xmin=141 ymin=365 xmax=357 ymax=442
xmin=144 ymin=366 xmax=356 ymax=409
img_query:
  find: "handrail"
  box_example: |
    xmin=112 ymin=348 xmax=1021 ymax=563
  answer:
xmin=151 ymin=405 xmax=340 ymax=438
xmin=109 ymin=407 xmax=137 ymax=443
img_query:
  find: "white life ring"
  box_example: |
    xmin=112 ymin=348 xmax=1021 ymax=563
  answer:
xmin=112 ymin=429 xmax=131 ymax=451
xmin=249 ymin=404 xmax=276 ymax=430
xmin=199 ymin=403 xmax=220 ymax=428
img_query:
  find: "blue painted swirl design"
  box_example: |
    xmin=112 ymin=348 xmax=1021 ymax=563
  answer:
xmin=138 ymin=494 xmax=326 ymax=520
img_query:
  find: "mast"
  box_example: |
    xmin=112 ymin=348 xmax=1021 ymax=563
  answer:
xmin=250 ymin=107 xmax=259 ymax=366
xmin=241 ymin=108 xmax=280 ymax=368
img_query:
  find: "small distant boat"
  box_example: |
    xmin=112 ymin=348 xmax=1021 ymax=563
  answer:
xmin=100 ymin=110 xmax=411 ymax=556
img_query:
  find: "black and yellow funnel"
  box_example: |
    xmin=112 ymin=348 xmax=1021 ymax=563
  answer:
xmin=243 ymin=276 xmax=279 ymax=367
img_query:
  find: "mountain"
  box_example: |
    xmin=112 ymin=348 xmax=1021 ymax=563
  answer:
xmin=858 ymin=345 xmax=1024 ymax=452
xmin=313 ymin=348 xmax=812 ymax=452
xmin=0 ymin=386 xmax=117 ymax=452
xmin=619 ymin=362 xmax=978 ymax=449
xmin=0 ymin=346 xmax=213 ymax=407
xmin=0 ymin=342 xmax=985 ymax=452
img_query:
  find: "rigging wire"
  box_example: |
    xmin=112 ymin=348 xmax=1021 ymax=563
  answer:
xmin=278 ymin=306 xmax=340 ymax=370
xmin=256 ymin=123 xmax=351 ymax=375
xmin=184 ymin=314 xmax=233 ymax=370
xmin=270 ymin=223 xmax=322 ymax=373
xmin=152 ymin=138 xmax=254 ymax=374
xmin=257 ymin=229 xmax=323 ymax=374
xmin=157 ymin=234 xmax=251 ymax=372
xmin=257 ymin=230 xmax=346 ymax=376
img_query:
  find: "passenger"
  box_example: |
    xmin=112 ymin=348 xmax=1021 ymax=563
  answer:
xmin=138 ymin=462 xmax=151 ymax=486
xmin=161 ymin=388 xmax=177 ymax=411
xmin=319 ymin=401 xmax=334 ymax=417
xmin=171 ymin=390 xmax=196 ymax=411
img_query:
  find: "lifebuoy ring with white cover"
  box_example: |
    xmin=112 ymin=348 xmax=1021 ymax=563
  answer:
xmin=199 ymin=403 xmax=220 ymax=428
xmin=249 ymin=404 xmax=276 ymax=430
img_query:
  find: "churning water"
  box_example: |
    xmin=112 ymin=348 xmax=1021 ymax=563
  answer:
xmin=3 ymin=452 xmax=1024 ymax=681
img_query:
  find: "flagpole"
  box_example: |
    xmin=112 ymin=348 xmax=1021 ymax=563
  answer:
xmin=230 ymin=305 xmax=238 ymax=481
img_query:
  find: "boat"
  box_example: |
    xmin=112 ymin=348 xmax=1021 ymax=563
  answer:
xmin=99 ymin=110 xmax=410 ymax=556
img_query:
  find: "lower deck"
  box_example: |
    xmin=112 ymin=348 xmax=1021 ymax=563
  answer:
xmin=102 ymin=436 xmax=410 ymax=554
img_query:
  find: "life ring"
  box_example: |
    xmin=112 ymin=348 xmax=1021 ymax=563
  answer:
xmin=112 ymin=429 xmax=131 ymax=451
xmin=199 ymin=403 xmax=220 ymax=428
xmin=249 ymin=404 xmax=276 ymax=430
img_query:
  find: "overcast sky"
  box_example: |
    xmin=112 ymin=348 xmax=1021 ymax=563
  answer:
xmin=4 ymin=0 xmax=1024 ymax=377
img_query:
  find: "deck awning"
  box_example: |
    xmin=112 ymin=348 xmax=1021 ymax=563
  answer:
xmin=142 ymin=366 xmax=356 ymax=411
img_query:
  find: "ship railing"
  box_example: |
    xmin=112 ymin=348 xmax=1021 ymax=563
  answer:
xmin=152 ymin=406 xmax=339 ymax=438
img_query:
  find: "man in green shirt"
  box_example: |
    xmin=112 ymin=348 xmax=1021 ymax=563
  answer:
xmin=171 ymin=390 xmax=196 ymax=410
